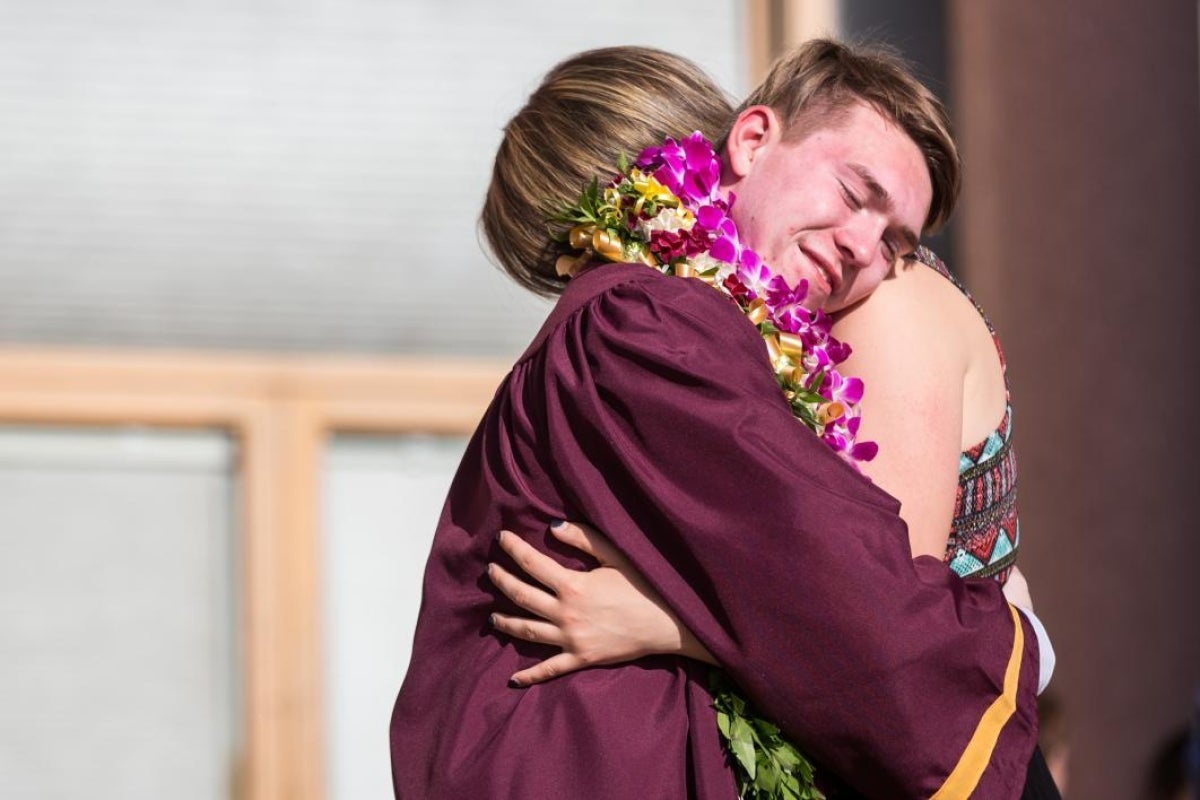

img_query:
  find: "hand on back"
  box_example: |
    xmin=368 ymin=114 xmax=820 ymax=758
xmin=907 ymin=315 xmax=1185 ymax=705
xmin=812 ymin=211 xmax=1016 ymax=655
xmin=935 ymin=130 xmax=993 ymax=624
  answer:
xmin=488 ymin=521 xmax=714 ymax=686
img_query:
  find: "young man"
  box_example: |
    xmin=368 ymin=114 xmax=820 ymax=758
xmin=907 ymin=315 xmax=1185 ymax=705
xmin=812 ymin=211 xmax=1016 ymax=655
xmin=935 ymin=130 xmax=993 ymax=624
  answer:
xmin=392 ymin=42 xmax=1047 ymax=799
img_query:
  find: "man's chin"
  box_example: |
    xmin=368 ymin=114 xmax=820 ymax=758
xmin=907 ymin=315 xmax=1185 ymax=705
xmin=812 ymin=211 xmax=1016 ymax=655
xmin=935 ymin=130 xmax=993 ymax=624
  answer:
xmin=801 ymin=293 xmax=829 ymax=313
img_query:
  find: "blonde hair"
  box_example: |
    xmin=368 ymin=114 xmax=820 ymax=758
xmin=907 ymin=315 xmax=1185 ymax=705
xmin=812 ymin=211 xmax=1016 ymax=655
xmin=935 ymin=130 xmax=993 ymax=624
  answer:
xmin=482 ymin=47 xmax=733 ymax=297
xmin=735 ymin=39 xmax=961 ymax=232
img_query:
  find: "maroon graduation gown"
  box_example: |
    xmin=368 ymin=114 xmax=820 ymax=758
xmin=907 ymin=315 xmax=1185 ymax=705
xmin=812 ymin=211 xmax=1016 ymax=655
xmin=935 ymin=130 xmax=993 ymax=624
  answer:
xmin=390 ymin=263 xmax=1039 ymax=799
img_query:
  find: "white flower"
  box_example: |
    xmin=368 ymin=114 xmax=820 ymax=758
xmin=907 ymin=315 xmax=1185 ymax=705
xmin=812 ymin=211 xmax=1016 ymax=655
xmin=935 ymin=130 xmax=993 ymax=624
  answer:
xmin=637 ymin=207 xmax=695 ymax=239
xmin=690 ymin=252 xmax=737 ymax=283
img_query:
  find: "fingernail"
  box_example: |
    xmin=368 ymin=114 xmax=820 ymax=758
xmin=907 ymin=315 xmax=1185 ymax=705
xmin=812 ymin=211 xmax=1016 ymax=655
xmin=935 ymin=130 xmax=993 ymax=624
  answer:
xmin=488 ymin=613 xmax=497 ymax=627
xmin=508 ymin=677 xmax=524 ymax=688
xmin=495 ymin=530 xmax=504 ymax=543
xmin=486 ymin=563 xmax=495 ymax=577
xmin=550 ymin=519 xmax=565 ymax=529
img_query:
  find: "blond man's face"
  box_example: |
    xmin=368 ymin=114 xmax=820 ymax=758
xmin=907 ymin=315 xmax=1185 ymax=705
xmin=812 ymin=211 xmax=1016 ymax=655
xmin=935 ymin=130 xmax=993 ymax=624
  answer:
xmin=726 ymin=102 xmax=932 ymax=312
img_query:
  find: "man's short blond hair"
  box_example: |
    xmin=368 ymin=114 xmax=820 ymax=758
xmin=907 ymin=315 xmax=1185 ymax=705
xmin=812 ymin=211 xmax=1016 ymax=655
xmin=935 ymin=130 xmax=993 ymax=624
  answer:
xmin=735 ymin=39 xmax=960 ymax=233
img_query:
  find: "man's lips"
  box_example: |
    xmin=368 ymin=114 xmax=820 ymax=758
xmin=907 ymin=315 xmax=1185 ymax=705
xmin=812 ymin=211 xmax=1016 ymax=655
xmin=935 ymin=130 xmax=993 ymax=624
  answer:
xmin=800 ymin=247 xmax=841 ymax=295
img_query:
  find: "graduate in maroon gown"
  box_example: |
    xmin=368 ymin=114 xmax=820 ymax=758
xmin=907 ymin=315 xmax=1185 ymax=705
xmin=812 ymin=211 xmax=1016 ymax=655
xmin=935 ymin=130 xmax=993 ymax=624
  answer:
xmin=391 ymin=44 xmax=1041 ymax=799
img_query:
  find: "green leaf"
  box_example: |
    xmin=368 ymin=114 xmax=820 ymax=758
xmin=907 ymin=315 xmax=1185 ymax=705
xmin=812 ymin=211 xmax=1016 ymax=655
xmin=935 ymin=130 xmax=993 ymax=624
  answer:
xmin=580 ymin=177 xmax=600 ymax=216
xmin=752 ymin=718 xmax=780 ymax=738
xmin=711 ymin=669 xmax=824 ymax=800
xmin=758 ymin=757 xmax=780 ymax=792
xmin=730 ymin=717 xmax=757 ymax=779
xmin=775 ymin=746 xmax=801 ymax=769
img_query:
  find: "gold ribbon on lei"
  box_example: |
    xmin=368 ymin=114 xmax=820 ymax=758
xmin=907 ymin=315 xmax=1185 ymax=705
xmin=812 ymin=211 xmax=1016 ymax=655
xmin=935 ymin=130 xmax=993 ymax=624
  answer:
xmin=560 ymin=231 xmax=843 ymax=431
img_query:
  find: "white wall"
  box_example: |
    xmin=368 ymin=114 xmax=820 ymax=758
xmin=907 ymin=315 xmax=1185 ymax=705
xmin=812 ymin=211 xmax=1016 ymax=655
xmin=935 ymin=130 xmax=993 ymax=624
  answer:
xmin=0 ymin=0 xmax=746 ymax=358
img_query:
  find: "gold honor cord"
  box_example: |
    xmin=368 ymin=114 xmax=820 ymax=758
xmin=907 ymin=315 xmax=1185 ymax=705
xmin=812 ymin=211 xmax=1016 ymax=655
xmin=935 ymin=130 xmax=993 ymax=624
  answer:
xmin=930 ymin=605 xmax=1026 ymax=799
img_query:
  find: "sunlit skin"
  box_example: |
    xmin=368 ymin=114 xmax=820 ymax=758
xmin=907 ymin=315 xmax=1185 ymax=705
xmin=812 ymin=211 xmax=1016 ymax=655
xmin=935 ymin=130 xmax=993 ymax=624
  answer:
xmin=720 ymin=101 xmax=931 ymax=313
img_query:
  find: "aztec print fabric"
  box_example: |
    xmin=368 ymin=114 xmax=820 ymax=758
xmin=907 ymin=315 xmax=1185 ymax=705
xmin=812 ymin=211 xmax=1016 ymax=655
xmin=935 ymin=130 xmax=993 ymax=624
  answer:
xmin=917 ymin=247 xmax=1019 ymax=584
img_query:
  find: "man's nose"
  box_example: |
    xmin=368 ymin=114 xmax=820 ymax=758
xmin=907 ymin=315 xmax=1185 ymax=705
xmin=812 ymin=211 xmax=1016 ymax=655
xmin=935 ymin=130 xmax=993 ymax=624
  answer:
xmin=835 ymin=214 xmax=887 ymax=268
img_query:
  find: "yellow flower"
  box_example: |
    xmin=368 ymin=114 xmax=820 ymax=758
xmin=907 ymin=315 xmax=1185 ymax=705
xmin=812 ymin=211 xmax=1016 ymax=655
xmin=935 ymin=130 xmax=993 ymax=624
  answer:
xmin=630 ymin=170 xmax=672 ymax=201
xmin=628 ymin=169 xmax=681 ymax=219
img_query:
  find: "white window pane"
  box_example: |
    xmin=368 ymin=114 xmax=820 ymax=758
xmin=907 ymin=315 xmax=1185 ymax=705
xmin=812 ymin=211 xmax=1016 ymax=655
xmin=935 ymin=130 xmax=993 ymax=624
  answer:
xmin=0 ymin=426 xmax=239 ymax=800
xmin=321 ymin=434 xmax=468 ymax=800
xmin=0 ymin=0 xmax=744 ymax=356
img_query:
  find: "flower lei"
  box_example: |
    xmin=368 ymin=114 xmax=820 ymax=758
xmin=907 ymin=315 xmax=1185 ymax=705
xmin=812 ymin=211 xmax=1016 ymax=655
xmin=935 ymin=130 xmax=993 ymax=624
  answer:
xmin=553 ymin=133 xmax=879 ymax=799
xmin=554 ymin=132 xmax=878 ymax=466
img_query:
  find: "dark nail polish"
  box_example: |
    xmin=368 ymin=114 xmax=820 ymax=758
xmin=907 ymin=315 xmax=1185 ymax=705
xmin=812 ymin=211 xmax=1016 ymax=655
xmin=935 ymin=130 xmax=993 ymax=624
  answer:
xmin=550 ymin=519 xmax=565 ymax=529
xmin=508 ymin=677 xmax=524 ymax=688
xmin=488 ymin=613 xmax=497 ymax=627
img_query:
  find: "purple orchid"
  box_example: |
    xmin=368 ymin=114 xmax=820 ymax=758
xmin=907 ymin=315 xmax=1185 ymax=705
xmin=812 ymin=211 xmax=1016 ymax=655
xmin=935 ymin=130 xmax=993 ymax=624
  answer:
xmin=825 ymin=371 xmax=865 ymax=406
xmin=848 ymin=440 xmax=880 ymax=462
xmin=736 ymin=249 xmax=789 ymax=301
xmin=638 ymin=132 xmax=722 ymax=205
xmin=762 ymin=281 xmax=811 ymax=332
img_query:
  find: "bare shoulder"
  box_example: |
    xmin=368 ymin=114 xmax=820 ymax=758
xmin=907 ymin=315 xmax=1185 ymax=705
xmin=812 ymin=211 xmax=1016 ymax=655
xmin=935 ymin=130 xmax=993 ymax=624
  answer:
xmin=834 ymin=259 xmax=1007 ymax=448
xmin=834 ymin=260 xmax=977 ymax=358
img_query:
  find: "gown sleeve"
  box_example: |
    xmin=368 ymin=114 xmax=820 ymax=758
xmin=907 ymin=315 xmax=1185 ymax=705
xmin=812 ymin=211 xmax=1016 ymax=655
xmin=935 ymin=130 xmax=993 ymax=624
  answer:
xmin=535 ymin=270 xmax=1039 ymax=799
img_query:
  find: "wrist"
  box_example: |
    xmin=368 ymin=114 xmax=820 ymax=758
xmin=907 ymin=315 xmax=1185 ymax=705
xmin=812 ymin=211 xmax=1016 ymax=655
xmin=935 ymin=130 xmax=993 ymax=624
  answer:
xmin=679 ymin=629 xmax=719 ymax=666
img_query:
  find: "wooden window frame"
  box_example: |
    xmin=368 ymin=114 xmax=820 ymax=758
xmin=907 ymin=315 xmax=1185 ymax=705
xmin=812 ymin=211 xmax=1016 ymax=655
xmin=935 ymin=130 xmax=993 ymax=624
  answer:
xmin=746 ymin=0 xmax=842 ymax=82
xmin=0 ymin=347 xmax=507 ymax=800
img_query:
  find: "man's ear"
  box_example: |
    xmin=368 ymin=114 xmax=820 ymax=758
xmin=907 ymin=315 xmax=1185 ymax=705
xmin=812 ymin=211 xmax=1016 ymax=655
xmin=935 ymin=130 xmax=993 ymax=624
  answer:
xmin=725 ymin=105 xmax=781 ymax=179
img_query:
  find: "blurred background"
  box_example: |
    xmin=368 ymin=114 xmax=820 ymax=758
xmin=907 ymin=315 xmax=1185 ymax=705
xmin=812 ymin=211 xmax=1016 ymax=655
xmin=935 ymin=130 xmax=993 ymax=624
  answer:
xmin=0 ymin=1 xmax=1195 ymax=798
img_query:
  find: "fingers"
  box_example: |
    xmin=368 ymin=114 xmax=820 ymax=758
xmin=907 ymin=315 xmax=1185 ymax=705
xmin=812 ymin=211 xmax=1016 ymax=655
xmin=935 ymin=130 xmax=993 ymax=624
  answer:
xmin=549 ymin=520 xmax=627 ymax=567
xmin=508 ymin=652 xmax=586 ymax=688
xmin=490 ymin=612 xmax=566 ymax=648
xmin=497 ymin=530 xmax=570 ymax=593
xmin=487 ymin=561 xmax=559 ymax=621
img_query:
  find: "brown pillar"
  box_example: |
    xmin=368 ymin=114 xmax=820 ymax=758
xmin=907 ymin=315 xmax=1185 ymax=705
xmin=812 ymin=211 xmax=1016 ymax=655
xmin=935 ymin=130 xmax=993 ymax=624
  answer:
xmin=951 ymin=1 xmax=1200 ymax=796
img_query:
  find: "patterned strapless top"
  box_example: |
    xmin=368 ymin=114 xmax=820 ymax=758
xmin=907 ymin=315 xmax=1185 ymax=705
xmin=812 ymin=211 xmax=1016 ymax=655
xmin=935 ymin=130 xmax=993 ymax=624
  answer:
xmin=917 ymin=247 xmax=1019 ymax=584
